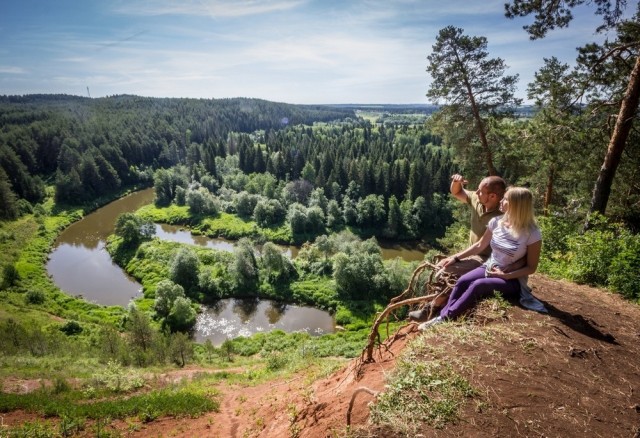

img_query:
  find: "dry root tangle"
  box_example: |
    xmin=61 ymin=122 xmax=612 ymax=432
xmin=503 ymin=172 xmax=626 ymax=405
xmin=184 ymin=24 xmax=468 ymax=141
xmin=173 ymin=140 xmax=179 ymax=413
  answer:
xmin=356 ymin=256 xmax=457 ymax=371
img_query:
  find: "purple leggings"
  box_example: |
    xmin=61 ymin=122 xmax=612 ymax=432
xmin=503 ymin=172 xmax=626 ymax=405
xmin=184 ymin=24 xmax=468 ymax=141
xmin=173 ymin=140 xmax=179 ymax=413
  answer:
xmin=439 ymin=266 xmax=520 ymax=320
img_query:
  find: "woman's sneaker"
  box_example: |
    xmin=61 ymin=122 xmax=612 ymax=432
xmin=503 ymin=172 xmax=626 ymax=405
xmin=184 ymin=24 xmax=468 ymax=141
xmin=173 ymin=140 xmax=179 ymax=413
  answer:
xmin=418 ymin=316 xmax=444 ymax=331
xmin=408 ymin=306 xmax=431 ymax=322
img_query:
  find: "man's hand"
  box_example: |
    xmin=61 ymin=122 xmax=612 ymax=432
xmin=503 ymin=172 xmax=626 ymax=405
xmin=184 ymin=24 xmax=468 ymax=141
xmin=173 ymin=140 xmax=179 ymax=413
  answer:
xmin=450 ymin=174 xmax=470 ymax=202
xmin=451 ymin=174 xmax=468 ymax=185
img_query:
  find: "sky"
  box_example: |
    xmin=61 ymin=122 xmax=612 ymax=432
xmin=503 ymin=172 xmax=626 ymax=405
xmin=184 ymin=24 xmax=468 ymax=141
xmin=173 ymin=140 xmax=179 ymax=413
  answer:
xmin=0 ymin=0 xmax=625 ymax=104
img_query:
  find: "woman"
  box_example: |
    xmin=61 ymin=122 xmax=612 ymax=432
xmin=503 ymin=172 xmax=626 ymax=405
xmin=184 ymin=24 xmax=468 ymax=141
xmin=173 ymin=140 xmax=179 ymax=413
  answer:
xmin=419 ymin=187 xmax=542 ymax=330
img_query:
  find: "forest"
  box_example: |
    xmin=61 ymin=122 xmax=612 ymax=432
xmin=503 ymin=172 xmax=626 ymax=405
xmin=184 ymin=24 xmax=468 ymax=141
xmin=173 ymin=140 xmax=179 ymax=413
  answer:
xmin=0 ymin=1 xmax=639 ymax=435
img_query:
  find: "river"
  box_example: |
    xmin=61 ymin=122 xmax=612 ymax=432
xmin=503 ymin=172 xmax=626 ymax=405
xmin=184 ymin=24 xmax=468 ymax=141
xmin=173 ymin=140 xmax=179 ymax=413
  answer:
xmin=46 ymin=188 xmax=427 ymax=343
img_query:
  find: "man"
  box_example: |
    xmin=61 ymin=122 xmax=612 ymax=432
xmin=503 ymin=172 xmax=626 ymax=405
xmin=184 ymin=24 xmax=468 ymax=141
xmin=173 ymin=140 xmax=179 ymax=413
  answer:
xmin=408 ymin=173 xmax=506 ymax=322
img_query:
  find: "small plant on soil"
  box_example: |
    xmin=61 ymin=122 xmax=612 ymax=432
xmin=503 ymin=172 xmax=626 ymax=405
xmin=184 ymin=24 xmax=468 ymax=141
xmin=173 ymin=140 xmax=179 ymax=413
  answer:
xmin=369 ymin=354 xmax=475 ymax=435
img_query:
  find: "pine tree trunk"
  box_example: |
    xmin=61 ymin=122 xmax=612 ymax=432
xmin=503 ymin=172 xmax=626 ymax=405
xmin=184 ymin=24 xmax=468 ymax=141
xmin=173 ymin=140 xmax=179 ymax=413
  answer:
xmin=587 ymin=55 xmax=640 ymax=224
xmin=544 ymin=165 xmax=555 ymax=216
xmin=466 ymin=84 xmax=498 ymax=176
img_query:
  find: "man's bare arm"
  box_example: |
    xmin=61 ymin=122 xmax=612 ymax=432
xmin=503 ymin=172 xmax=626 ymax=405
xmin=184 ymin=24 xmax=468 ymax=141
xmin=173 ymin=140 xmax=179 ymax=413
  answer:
xmin=450 ymin=174 xmax=469 ymax=203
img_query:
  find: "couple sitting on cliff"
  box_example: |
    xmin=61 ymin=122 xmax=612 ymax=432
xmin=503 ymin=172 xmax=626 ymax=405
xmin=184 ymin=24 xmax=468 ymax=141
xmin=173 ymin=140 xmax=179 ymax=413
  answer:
xmin=410 ymin=174 xmax=547 ymax=330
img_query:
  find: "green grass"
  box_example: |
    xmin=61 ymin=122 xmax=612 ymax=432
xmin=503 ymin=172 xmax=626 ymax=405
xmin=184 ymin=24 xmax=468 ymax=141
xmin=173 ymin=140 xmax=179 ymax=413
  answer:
xmin=136 ymin=203 xmax=192 ymax=224
xmin=0 ymin=205 xmax=127 ymax=327
xmin=287 ymin=277 xmax=338 ymax=311
xmin=198 ymin=212 xmax=258 ymax=239
xmin=139 ymin=204 xmax=296 ymax=244
xmin=0 ymin=383 xmax=219 ymax=421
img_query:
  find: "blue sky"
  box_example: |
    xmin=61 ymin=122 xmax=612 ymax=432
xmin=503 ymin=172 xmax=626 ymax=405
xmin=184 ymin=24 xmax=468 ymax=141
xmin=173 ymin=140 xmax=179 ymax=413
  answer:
xmin=0 ymin=0 xmax=621 ymax=104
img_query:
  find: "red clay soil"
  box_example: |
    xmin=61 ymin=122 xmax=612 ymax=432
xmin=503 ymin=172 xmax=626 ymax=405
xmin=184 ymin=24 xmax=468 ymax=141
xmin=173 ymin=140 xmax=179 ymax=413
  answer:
xmin=2 ymin=274 xmax=640 ymax=437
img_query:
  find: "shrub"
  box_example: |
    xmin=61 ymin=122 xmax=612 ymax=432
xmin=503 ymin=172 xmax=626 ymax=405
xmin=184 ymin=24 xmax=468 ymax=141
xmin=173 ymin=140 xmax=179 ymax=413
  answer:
xmin=60 ymin=320 xmax=83 ymax=336
xmin=565 ymin=227 xmax=617 ymax=285
xmin=166 ymin=296 xmax=197 ymax=332
xmin=170 ymin=247 xmax=200 ymax=294
xmin=538 ymin=214 xmax=640 ymax=302
xmin=265 ymin=351 xmax=289 ymax=371
xmin=607 ymin=230 xmax=640 ymax=301
xmin=2 ymin=263 xmax=19 ymax=288
xmin=333 ymin=250 xmax=390 ymax=301
xmin=25 ymin=289 xmax=46 ymax=305
xmin=93 ymin=360 xmax=145 ymax=392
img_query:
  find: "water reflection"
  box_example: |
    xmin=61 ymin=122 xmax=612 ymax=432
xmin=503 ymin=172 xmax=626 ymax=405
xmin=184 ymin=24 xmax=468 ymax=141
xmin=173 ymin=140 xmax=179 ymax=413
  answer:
xmin=154 ymin=224 xmax=237 ymax=252
xmin=154 ymin=223 xmax=296 ymax=256
xmin=194 ymin=299 xmax=335 ymax=345
xmin=153 ymin=223 xmax=425 ymax=262
xmin=47 ymin=188 xmax=155 ymax=306
xmin=232 ymin=298 xmax=260 ymax=322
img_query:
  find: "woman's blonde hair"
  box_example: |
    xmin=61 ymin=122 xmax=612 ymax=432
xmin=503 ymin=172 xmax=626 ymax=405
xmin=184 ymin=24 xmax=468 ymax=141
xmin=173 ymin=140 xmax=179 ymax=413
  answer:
xmin=501 ymin=187 xmax=536 ymax=237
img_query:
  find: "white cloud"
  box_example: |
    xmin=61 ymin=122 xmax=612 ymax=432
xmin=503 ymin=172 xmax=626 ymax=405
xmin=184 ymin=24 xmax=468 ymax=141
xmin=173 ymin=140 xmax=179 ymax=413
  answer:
xmin=113 ymin=0 xmax=306 ymax=18
xmin=0 ymin=66 xmax=27 ymax=74
xmin=1 ymin=0 xmax=632 ymax=103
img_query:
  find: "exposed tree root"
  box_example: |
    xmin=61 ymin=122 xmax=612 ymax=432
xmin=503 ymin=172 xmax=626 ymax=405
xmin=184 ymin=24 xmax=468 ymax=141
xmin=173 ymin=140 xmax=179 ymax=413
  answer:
xmin=346 ymin=387 xmax=379 ymax=426
xmin=358 ymin=257 xmax=457 ymax=369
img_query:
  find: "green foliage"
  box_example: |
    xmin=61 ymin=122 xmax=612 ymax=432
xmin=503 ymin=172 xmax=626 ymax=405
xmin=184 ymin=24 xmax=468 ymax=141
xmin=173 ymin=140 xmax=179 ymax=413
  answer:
xmin=253 ymin=198 xmax=286 ymax=227
xmin=59 ymin=320 xmax=83 ymax=336
xmin=186 ymin=186 xmax=220 ymax=216
xmin=199 ymin=212 xmax=257 ymax=240
xmin=137 ymin=203 xmax=191 ymax=225
xmin=608 ymin=235 xmax=640 ymax=300
xmin=332 ymin=241 xmax=390 ymax=301
xmin=169 ymin=332 xmax=194 ymax=367
xmin=167 ymin=296 xmax=197 ymax=332
xmin=92 ymin=360 xmax=145 ymax=392
xmin=265 ymin=351 xmax=289 ymax=371
xmin=153 ymin=279 xmax=185 ymax=316
xmin=0 ymin=420 xmax=58 ymax=437
xmin=565 ymin=226 xmax=617 ymax=285
xmin=152 ymin=280 xmax=196 ymax=332
xmin=260 ymin=241 xmax=296 ymax=283
xmin=2 ymin=263 xmax=20 ymax=288
xmin=25 ymin=289 xmax=45 ymax=305
xmin=538 ymin=214 xmax=640 ymax=301
xmin=124 ymin=305 xmax=155 ymax=365
xmin=232 ymin=239 xmax=259 ymax=293
xmin=427 ymin=26 xmax=521 ymax=176
xmin=97 ymin=326 xmax=126 ymax=363
xmin=170 ymin=247 xmax=200 ymax=294
xmin=220 ymin=338 xmax=236 ymax=361
xmin=234 ymin=191 xmax=260 ymax=217
xmin=0 ymin=383 xmax=218 ymax=422
xmin=198 ymin=263 xmax=233 ymax=300
xmin=114 ymin=212 xmax=155 ymax=247
xmin=288 ymin=277 xmax=337 ymax=311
